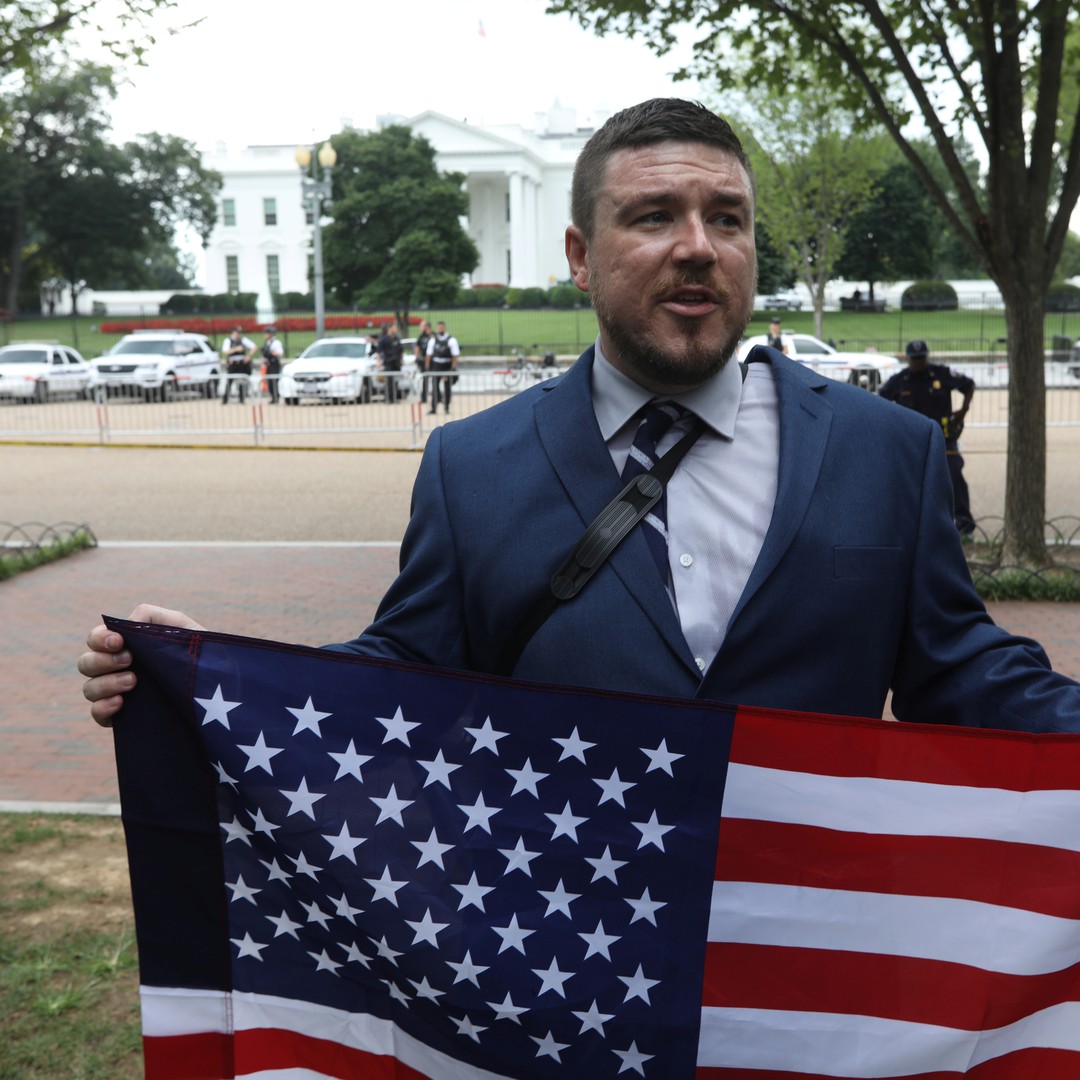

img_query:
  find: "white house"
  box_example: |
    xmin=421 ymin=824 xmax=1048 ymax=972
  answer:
xmin=199 ymin=103 xmax=601 ymax=302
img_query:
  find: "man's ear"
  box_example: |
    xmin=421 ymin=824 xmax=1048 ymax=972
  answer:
xmin=564 ymin=225 xmax=590 ymax=293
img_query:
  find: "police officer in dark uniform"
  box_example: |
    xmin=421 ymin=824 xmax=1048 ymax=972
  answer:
xmin=880 ymin=339 xmax=976 ymax=539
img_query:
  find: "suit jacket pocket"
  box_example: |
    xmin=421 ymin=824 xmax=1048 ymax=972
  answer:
xmin=833 ymin=546 xmax=902 ymax=579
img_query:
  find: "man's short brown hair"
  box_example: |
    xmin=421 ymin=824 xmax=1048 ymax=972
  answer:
xmin=570 ymin=98 xmax=753 ymax=240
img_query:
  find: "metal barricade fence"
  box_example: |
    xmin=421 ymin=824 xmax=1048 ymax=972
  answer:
xmin=2 ymin=357 xmax=1080 ymax=447
xmin=0 ymin=363 xmax=555 ymax=449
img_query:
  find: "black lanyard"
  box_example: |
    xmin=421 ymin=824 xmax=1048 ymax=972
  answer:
xmin=496 ymin=416 xmax=707 ymax=677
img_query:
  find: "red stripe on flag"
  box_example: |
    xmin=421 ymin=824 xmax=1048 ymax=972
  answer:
xmin=235 ymin=1027 xmax=434 ymax=1079
xmin=715 ymin=817 xmax=1080 ymax=917
xmin=732 ymin=707 xmax=1080 ymax=789
xmin=144 ymin=1032 xmax=234 ymax=1079
xmin=702 ymin=941 xmax=1080 ymax=1030
xmin=696 ymin=1046 xmax=1080 ymax=1079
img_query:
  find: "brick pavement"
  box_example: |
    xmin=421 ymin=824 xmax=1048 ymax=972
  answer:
xmin=3 ymin=543 xmax=1079 ymax=812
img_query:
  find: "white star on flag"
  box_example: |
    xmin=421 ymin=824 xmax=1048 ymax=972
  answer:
xmin=632 ymin=809 xmax=675 ymax=850
xmin=492 ymin=913 xmax=535 ymax=954
xmin=365 ymin=866 xmax=407 ymax=906
xmin=230 ymin=932 xmax=268 ymax=959
xmin=322 ymin=821 xmax=367 ymax=863
xmin=532 ymin=1030 xmax=570 ymax=1061
xmin=226 ymin=874 xmax=261 ymax=905
xmin=594 ymin=767 xmax=636 ymax=806
xmin=410 ymin=828 xmax=454 ymax=869
xmin=446 ymin=950 xmax=488 ymax=987
xmin=553 ymin=725 xmax=596 ymax=763
xmin=279 ymin=777 xmax=326 ymax=819
xmin=286 ymin=696 xmax=331 ymax=737
xmin=195 ymin=684 xmax=241 ymax=728
xmin=450 ymin=871 xmax=494 ymax=911
xmin=237 ymin=731 xmax=284 ymax=775
xmin=416 ymin=749 xmax=461 ymax=789
xmin=465 ymin=716 xmax=508 ymax=754
xmin=641 ymin=737 xmax=684 ymax=775
xmin=375 ymin=705 xmax=419 ymax=745
xmin=532 ymin=957 xmax=574 ymax=997
xmin=405 ymin=908 xmax=450 ymax=947
xmin=328 ymin=739 xmax=372 ymax=781
xmin=264 ymin=909 xmax=303 ymax=939
xmin=456 ymin=791 xmax=501 ymax=833
xmin=505 ymin=757 xmax=548 ymax=796
xmin=545 ymin=800 xmax=588 ymax=841
xmin=369 ymin=783 xmax=414 ymax=826
xmin=578 ymin=919 xmax=620 ymax=960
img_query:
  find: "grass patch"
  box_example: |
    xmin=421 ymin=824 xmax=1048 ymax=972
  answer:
xmin=971 ymin=565 xmax=1080 ymax=601
xmin=0 ymin=525 xmax=96 ymax=582
xmin=0 ymin=813 xmax=142 ymax=1079
xmin=4 ymin=305 xmax=1078 ymax=361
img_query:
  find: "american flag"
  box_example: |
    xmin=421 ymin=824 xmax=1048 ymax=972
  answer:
xmin=109 ymin=618 xmax=1080 ymax=1079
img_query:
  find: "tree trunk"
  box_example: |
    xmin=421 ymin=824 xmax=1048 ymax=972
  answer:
xmin=1001 ymin=292 xmax=1048 ymax=566
xmin=5 ymin=207 xmax=27 ymax=313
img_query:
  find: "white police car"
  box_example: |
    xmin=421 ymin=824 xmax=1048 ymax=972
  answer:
xmin=89 ymin=329 xmax=221 ymax=401
xmin=0 ymin=341 xmax=92 ymax=402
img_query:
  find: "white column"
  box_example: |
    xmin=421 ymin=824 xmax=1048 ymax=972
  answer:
xmin=508 ymin=172 xmax=526 ymax=286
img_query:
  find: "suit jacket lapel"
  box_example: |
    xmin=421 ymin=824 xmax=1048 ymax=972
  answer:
xmin=533 ymin=348 xmax=697 ymax=669
xmin=727 ymin=355 xmax=833 ymax=627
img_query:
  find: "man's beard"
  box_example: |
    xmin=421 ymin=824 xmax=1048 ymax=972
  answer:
xmin=592 ymin=272 xmax=750 ymax=390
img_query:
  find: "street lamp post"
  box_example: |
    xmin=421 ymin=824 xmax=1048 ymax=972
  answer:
xmin=295 ymin=141 xmax=337 ymax=339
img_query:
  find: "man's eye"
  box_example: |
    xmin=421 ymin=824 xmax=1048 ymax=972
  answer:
xmin=635 ymin=211 xmax=669 ymax=225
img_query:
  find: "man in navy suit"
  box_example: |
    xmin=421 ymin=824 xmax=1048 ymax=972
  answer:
xmin=78 ymin=98 xmax=1080 ymax=734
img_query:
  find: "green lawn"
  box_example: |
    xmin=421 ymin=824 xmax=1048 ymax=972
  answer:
xmin=4 ymin=305 xmax=1078 ymax=361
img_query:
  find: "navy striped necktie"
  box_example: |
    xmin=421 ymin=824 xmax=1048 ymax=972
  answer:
xmin=619 ymin=401 xmax=688 ymax=581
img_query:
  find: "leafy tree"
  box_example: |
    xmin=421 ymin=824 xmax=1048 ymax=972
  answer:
xmin=0 ymin=64 xmax=220 ymax=310
xmin=549 ymin=0 xmax=1080 ymax=566
xmin=723 ymin=78 xmax=886 ymax=336
xmin=321 ymin=125 xmax=479 ymax=332
xmin=0 ymin=1 xmax=187 ymax=131
xmin=836 ymin=158 xmax=937 ymax=294
xmin=1 ymin=1 xmax=182 ymax=78
xmin=1058 ymin=231 xmax=1080 ymax=281
xmin=754 ymin=223 xmax=794 ymax=295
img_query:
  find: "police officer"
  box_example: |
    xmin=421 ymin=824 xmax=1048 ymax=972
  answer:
xmin=880 ymin=339 xmax=976 ymax=539
xmin=261 ymin=327 xmax=284 ymax=403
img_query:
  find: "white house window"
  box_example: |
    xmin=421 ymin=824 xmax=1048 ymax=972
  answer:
xmin=222 ymin=198 xmax=236 ymax=227
xmin=263 ymin=198 xmax=277 ymax=226
xmin=226 ymin=255 xmax=240 ymax=293
xmin=266 ymin=254 xmax=281 ymax=296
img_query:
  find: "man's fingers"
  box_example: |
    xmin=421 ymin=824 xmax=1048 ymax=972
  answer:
xmin=82 ymin=669 xmax=136 ymax=704
xmin=127 ymin=604 xmax=205 ymax=631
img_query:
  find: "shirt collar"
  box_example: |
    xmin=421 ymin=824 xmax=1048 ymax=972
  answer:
xmin=591 ymin=337 xmax=744 ymax=442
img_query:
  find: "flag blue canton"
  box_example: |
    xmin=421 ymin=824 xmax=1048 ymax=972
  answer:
xmin=184 ymin=636 xmax=733 ymax=1077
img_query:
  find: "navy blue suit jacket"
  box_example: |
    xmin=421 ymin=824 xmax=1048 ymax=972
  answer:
xmin=338 ymin=347 xmax=1080 ymax=733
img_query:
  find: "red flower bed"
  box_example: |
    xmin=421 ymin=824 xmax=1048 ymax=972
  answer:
xmin=98 ymin=314 xmax=424 ymax=335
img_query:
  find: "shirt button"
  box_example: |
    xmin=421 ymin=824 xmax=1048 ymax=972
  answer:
xmin=695 ymin=657 xmax=707 ymax=671
xmin=679 ymin=553 xmax=693 ymax=568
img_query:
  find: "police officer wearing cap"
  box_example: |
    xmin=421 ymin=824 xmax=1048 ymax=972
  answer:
xmin=880 ymin=339 xmax=976 ymax=538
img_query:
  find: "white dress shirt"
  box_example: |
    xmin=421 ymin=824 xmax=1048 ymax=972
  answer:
xmin=591 ymin=342 xmax=780 ymax=673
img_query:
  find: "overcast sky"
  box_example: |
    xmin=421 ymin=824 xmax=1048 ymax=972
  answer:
xmin=97 ymin=0 xmax=703 ymax=148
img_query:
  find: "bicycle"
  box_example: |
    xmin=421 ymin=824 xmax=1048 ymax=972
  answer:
xmin=496 ymin=346 xmax=561 ymax=389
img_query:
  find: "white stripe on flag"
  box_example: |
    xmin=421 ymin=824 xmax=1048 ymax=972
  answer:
xmin=140 ymin=985 xmax=232 ymax=1037
xmin=725 ymin=761 xmax=1080 ymax=850
xmin=141 ymin=987 xmax=514 ymax=1080
xmin=708 ymin=880 xmax=1080 ymax=975
xmin=697 ymin=1001 xmax=1080 ymax=1075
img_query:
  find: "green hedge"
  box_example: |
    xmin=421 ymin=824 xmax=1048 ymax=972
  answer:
xmin=1047 ymin=283 xmax=1080 ymax=313
xmin=901 ymin=281 xmax=958 ymax=311
xmin=161 ymin=292 xmax=258 ymax=315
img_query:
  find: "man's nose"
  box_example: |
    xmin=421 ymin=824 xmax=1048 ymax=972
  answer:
xmin=672 ymin=216 xmax=718 ymax=265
